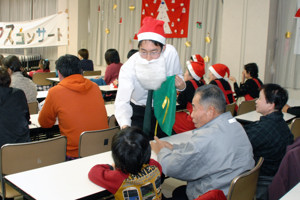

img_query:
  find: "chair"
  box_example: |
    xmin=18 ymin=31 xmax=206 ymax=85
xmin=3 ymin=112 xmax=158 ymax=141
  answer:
xmin=83 ymin=70 xmax=102 ymax=76
xmin=227 ymin=157 xmax=264 ymax=200
xmin=226 ymin=102 xmax=236 ymax=116
xmin=28 ymin=101 xmax=39 ymax=114
xmin=0 ymin=136 xmax=67 ymax=199
xmin=78 ymin=127 xmax=120 ymax=158
xmin=108 ymin=115 xmax=118 ymax=128
xmin=237 ymin=99 xmax=256 ymax=115
xmin=32 ymin=72 xmax=56 ymax=86
xmin=290 ymin=118 xmax=300 ymax=140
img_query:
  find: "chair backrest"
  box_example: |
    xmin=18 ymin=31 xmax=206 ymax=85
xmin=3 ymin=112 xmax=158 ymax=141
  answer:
xmin=226 ymin=102 xmax=236 ymax=116
xmin=108 ymin=115 xmax=118 ymax=128
xmin=227 ymin=157 xmax=264 ymax=200
xmin=78 ymin=126 xmax=120 ymax=158
xmin=32 ymin=72 xmax=56 ymax=86
xmin=0 ymin=136 xmax=67 ymax=198
xmin=290 ymin=118 xmax=300 ymax=140
xmin=28 ymin=101 xmax=39 ymax=114
xmin=237 ymin=99 xmax=256 ymax=115
xmin=83 ymin=70 xmax=101 ymax=76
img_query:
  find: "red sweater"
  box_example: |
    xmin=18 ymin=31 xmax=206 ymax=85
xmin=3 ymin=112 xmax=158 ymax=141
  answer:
xmin=38 ymin=74 xmax=109 ymax=157
xmin=88 ymin=159 xmax=162 ymax=200
xmin=104 ymin=63 xmax=123 ymax=85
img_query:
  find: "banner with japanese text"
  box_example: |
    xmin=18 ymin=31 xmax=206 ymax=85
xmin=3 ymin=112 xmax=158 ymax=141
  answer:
xmin=0 ymin=12 xmax=68 ymax=49
xmin=141 ymin=0 xmax=190 ymax=38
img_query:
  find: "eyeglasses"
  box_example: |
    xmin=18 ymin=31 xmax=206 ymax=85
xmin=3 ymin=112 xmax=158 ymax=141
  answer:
xmin=139 ymin=50 xmax=161 ymax=58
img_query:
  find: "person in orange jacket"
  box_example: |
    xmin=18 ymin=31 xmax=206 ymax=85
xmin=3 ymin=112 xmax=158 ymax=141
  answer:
xmin=38 ymin=54 xmax=109 ymax=159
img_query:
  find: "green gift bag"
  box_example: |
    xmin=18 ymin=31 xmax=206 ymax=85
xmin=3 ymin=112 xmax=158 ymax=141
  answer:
xmin=153 ymin=75 xmax=177 ymax=136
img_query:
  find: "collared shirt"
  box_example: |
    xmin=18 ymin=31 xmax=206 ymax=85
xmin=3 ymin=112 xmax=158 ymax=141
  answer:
xmin=244 ymin=111 xmax=294 ymax=176
xmin=115 ymin=44 xmax=183 ymax=128
xmin=157 ymin=112 xmax=254 ymax=199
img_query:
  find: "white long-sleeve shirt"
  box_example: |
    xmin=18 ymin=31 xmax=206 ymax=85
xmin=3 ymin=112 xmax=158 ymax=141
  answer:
xmin=115 ymin=44 xmax=183 ymax=128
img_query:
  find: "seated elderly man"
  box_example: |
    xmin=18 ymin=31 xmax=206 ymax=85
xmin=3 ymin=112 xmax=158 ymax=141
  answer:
xmin=244 ymin=83 xmax=294 ymax=200
xmin=151 ymin=84 xmax=254 ymax=200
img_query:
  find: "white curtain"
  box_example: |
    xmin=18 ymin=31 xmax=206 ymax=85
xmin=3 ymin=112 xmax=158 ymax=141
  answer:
xmin=89 ymin=0 xmax=223 ymax=71
xmin=272 ymin=0 xmax=300 ymax=89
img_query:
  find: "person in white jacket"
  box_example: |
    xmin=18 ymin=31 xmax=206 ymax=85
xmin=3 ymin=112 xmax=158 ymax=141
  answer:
xmin=114 ymin=16 xmax=185 ymax=139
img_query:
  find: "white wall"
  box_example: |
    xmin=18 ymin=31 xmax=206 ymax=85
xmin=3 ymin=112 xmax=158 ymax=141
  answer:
xmin=220 ymin=0 xmax=272 ymax=83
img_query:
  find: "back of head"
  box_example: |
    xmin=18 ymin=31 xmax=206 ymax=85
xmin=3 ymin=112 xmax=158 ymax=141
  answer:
xmin=261 ymin=83 xmax=288 ymax=111
xmin=244 ymin=63 xmax=259 ymax=78
xmin=196 ymin=84 xmax=226 ymax=114
xmin=3 ymin=55 xmax=21 ymax=72
xmin=105 ymin=49 xmax=120 ymax=65
xmin=39 ymin=59 xmax=50 ymax=70
xmin=127 ymin=49 xmax=138 ymax=59
xmin=112 ymin=127 xmax=151 ymax=175
xmin=209 ymin=63 xmax=230 ymax=79
xmin=56 ymin=54 xmax=81 ymax=78
xmin=78 ymin=49 xmax=89 ymax=60
xmin=0 ymin=67 xmax=11 ymax=87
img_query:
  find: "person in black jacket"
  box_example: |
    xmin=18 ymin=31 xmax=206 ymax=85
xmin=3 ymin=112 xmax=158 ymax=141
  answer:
xmin=0 ymin=67 xmax=31 ymax=147
xmin=229 ymin=63 xmax=263 ymax=101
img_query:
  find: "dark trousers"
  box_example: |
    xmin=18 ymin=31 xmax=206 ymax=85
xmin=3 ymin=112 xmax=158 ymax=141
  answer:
xmin=130 ymin=102 xmax=169 ymax=140
xmin=172 ymin=185 xmax=188 ymax=200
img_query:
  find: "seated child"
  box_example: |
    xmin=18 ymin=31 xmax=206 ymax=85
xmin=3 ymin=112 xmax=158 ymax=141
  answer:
xmin=173 ymin=55 xmax=206 ymax=134
xmin=88 ymin=127 xmax=162 ymax=200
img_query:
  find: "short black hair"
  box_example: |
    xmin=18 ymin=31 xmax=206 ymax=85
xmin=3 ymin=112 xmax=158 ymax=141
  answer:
xmin=2 ymin=55 xmax=22 ymax=72
xmin=127 ymin=49 xmax=138 ymax=59
xmin=244 ymin=63 xmax=259 ymax=78
xmin=261 ymin=83 xmax=288 ymax=111
xmin=55 ymin=54 xmax=81 ymax=78
xmin=0 ymin=67 xmax=11 ymax=87
xmin=138 ymin=40 xmax=164 ymax=51
xmin=104 ymin=49 xmax=120 ymax=65
xmin=195 ymin=84 xmax=226 ymax=113
xmin=112 ymin=127 xmax=151 ymax=175
xmin=78 ymin=49 xmax=89 ymax=60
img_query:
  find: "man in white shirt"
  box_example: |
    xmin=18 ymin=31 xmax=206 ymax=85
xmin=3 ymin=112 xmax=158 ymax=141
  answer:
xmin=115 ymin=16 xmax=185 ymax=139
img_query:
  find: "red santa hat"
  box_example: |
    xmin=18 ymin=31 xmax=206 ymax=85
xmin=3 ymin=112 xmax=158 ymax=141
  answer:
xmin=137 ymin=16 xmax=166 ymax=45
xmin=191 ymin=54 xmax=204 ymax=63
xmin=186 ymin=61 xmax=205 ymax=81
xmin=209 ymin=64 xmax=230 ymax=79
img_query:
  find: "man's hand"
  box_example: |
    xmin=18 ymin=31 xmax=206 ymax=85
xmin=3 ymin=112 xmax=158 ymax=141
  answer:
xmin=175 ymin=75 xmax=186 ymax=90
xmin=150 ymin=136 xmax=173 ymax=154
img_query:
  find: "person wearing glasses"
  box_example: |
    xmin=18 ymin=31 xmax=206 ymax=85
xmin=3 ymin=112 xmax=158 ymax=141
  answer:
xmin=115 ymin=16 xmax=185 ymax=139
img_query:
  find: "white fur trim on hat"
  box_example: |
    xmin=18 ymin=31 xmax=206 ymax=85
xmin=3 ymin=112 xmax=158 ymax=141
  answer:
xmin=187 ymin=61 xmax=200 ymax=81
xmin=138 ymin=32 xmax=166 ymax=45
xmin=209 ymin=66 xmax=222 ymax=79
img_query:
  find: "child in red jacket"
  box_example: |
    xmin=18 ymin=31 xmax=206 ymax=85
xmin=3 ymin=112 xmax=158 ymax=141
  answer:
xmin=88 ymin=127 xmax=162 ymax=200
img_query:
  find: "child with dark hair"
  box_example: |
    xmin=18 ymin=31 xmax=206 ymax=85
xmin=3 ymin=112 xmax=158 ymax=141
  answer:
xmin=88 ymin=127 xmax=162 ymax=200
xmin=229 ymin=63 xmax=263 ymax=100
xmin=29 ymin=59 xmax=50 ymax=77
xmin=104 ymin=49 xmax=123 ymax=85
xmin=78 ymin=48 xmax=94 ymax=71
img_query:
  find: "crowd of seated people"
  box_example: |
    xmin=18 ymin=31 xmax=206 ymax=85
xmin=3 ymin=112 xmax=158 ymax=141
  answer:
xmin=1 ymin=26 xmax=299 ymax=200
